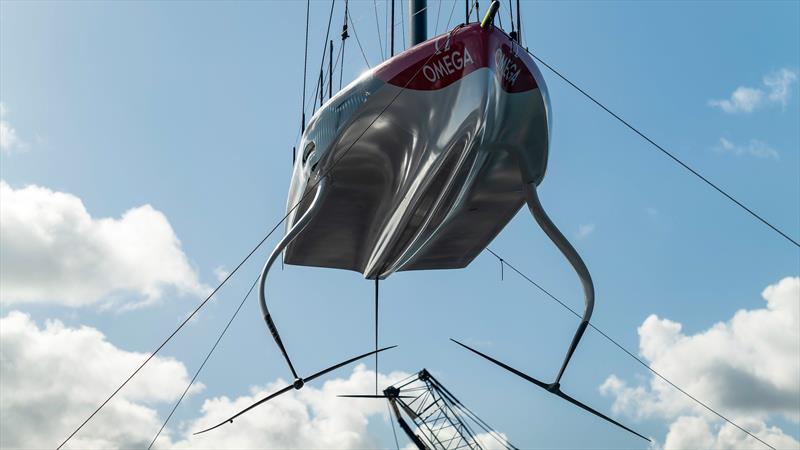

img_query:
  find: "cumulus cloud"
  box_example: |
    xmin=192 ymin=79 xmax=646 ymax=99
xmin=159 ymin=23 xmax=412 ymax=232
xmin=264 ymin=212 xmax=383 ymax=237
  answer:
xmin=168 ymin=365 xmax=412 ymax=449
xmin=577 ymin=223 xmax=596 ymax=239
xmin=0 ymin=311 xmax=200 ymax=449
xmin=709 ymin=68 xmax=798 ymax=113
xmin=662 ymin=416 xmax=800 ymax=450
xmin=0 ymin=311 xmax=429 ymax=450
xmin=714 ymin=137 xmax=779 ymax=160
xmin=213 ymin=265 xmax=230 ymax=283
xmin=0 ymin=181 xmax=209 ymax=308
xmin=600 ymin=277 xmax=800 ymax=449
xmin=0 ymin=102 xmax=24 ymax=153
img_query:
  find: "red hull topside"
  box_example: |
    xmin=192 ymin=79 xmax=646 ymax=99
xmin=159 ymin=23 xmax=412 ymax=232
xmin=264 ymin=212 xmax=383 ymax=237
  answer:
xmin=374 ymin=23 xmax=538 ymax=93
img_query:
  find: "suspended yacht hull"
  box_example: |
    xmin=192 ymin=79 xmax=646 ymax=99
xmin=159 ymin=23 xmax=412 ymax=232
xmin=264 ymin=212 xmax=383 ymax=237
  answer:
xmin=284 ymin=23 xmax=550 ymax=279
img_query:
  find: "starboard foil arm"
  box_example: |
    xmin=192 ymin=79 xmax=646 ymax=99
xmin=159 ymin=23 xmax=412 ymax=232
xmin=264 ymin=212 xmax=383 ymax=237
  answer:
xmin=259 ymin=178 xmax=328 ymax=381
xmin=522 ymin=182 xmax=593 ymax=385
xmin=451 ymin=183 xmax=648 ymax=441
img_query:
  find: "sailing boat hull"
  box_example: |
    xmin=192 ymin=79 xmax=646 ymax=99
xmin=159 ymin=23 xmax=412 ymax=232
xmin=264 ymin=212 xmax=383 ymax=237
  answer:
xmin=284 ymin=23 xmax=550 ymax=279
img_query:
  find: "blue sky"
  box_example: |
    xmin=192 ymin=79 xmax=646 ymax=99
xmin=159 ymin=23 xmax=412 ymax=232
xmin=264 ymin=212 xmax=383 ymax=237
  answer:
xmin=1 ymin=1 xmax=798 ymax=449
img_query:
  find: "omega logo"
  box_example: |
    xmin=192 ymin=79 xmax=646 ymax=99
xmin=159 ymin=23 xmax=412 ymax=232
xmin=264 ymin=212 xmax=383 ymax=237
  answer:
xmin=422 ymin=47 xmax=475 ymax=83
xmin=494 ymin=48 xmax=521 ymax=86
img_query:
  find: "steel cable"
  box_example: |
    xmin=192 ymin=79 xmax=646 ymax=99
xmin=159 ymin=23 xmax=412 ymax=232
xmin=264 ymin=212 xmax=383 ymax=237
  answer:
xmin=484 ymin=248 xmax=776 ymax=450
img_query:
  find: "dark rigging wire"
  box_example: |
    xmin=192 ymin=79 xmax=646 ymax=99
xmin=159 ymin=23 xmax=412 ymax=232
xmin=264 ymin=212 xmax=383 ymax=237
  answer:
xmin=506 ymin=0 xmax=515 ymax=35
xmin=444 ymin=0 xmax=459 ymax=32
xmin=387 ymin=401 xmax=401 ymax=450
xmin=315 ymin=0 xmax=337 ymax=103
xmin=146 ymin=275 xmax=260 ymax=449
xmin=375 ymin=277 xmax=380 ymax=396
xmin=484 ymin=248 xmax=777 ymax=450
xmin=301 ymin=0 xmax=311 ymax=133
xmin=340 ymin=0 xmax=349 ymax=90
xmin=524 ymin=49 xmax=799 ymax=249
xmin=399 ymin=0 xmax=406 ymax=50
xmin=348 ymin=9 xmax=373 ymax=68
xmin=372 ymin=0 xmax=384 ymax=60
xmin=434 ymin=0 xmax=443 ymax=35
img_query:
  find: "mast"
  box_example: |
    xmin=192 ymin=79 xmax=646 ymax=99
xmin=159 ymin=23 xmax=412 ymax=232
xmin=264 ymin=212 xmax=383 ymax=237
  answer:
xmin=409 ymin=0 xmax=426 ymax=46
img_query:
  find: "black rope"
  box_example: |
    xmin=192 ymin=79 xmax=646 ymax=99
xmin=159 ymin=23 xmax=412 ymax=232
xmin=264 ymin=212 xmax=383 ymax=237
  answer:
xmin=484 ymin=248 xmax=777 ymax=450
xmin=387 ymin=401 xmax=401 ymax=450
xmin=525 ymin=50 xmax=799 ymax=249
xmin=373 ymin=0 xmax=384 ymax=60
xmin=434 ymin=0 xmax=443 ymax=35
xmin=301 ymin=0 xmax=311 ymax=133
xmin=507 ymin=0 xmax=515 ymax=34
xmin=390 ymin=0 xmax=395 ymax=56
xmin=340 ymin=0 xmax=349 ymax=90
xmin=444 ymin=0 xmax=459 ymax=32
xmin=348 ymin=9 xmax=372 ymax=68
xmin=375 ymin=277 xmax=380 ymax=395
xmin=146 ymin=275 xmax=260 ymax=449
xmin=400 ymin=0 xmax=406 ymax=50
xmin=316 ymin=0 xmax=337 ymax=102
xmin=303 ymin=43 xmax=342 ymax=121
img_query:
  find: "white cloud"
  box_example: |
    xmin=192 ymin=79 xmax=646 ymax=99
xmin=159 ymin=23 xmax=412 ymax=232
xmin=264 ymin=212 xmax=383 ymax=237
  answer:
xmin=714 ymin=137 xmax=779 ymax=160
xmin=764 ymin=68 xmax=798 ymax=107
xmin=0 ymin=102 xmax=24 ymax=153
xmin=1 ymin=308 xmax=509 ymax=449
xmin=577 ymin=223 xmax=596 ymax=239
xmin=213 ymin=265 xmax=230 ymax=283
xmin=662 ymin=416 xmax=800 ymax=450
xmin=0 ymin=181 xmax=209 ymax=309
xmin=709 ymin=68 xmax=798 ymax=113
xmin=0 ymin=311 xmax=201 ymax=449
xmin=600 ymin=277 xmax=800 ymax=449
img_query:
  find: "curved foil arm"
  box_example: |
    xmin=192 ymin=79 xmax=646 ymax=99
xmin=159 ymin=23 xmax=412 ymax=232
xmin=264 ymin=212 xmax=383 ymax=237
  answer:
xmin=523 ymin=182 xmax=593 ymax=385
xmin=259 ymin=178 xmax=328 ymax=380
xmin=452 ymin=185 xmax=649 ymax=442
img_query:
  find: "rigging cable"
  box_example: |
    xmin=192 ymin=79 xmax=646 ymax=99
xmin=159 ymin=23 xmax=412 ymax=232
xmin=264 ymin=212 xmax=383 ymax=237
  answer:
xmin=516 ymin=0 xmax=521 ymax=45
xmin=434 ymin=0 xmax=443 ymax=35
xmin=483 ymin=248 xmax=777 ymax=450
xmin=316 ymin=0 xmax=337 ymax=101
xmin=506 ymin=0 xmax=515 ymax=37
xmin=375 ymin=278 xmax=380 ymax=395
xmin=400 ymin=0 xmax=406 ymax=50
xmin=523 ymin=49 xmax=799 ymax=248
xmin=390 ymin=0 xmax=395 ymax=56
xmin=301 ymin=0 xmax=311 ymax=133
xmin=373 ymin=0 xmax=385 ymax=60
xmin=146 ymin=275 xmax=260 ymax=449
xmin=348 ymin=9 xmax=373 ymax=68
xmin=340 ymin=0 xmax=349 ymax=90
xmin=387 ymin=401 xmax=401 ymax=450
xmin=444 ymin=0 xmax=459 ymax=33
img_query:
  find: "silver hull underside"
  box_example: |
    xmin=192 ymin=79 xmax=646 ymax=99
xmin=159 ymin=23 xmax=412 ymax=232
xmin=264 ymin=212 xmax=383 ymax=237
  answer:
xmin=284 ymin=27 xmax=550 ymax=279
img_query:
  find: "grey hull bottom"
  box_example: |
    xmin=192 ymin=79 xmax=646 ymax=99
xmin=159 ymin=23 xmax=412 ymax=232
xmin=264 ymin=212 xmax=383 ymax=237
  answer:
xmin=284 ymin=68 xmax=549 ymax=279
